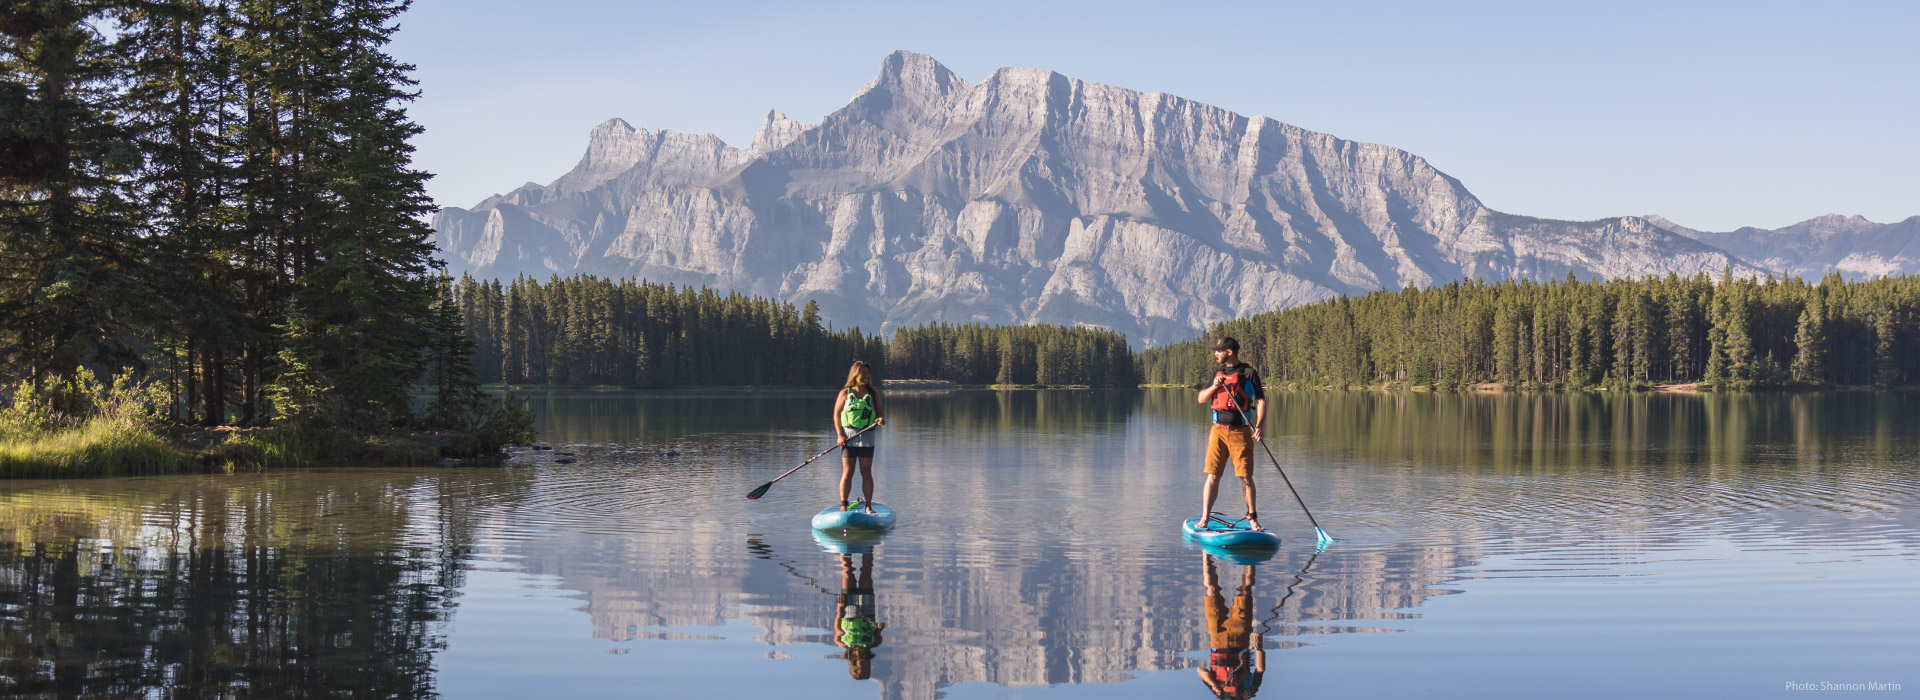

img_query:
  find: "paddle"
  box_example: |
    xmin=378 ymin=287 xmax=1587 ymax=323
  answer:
xmin=745 ymin=423 xmax=880 ymax=500
xmin=1219 ymin=373 xmax=1334 ymax=545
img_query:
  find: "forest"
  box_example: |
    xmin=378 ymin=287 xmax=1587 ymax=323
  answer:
xmin=1140 ymin=272 xmax=1919 ymax=390
xmin=885 ymin=322 xmax=1136 ymax=387
xmin=1 ymin=0 xmax=522 ymax=476
xmin=453 ymin=275 xmax=1138 ymax=388
xmin=453 ymin=275 xmax=888 ymax=388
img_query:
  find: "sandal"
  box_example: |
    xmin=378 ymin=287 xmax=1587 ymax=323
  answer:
xmin=1245 ymin=511 xmax=1265 ymax=532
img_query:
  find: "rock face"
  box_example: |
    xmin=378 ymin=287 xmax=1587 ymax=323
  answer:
xmin=434 ymin=51 xmax=1810 ymax=346
xmin=1650 ymin=214 xmax=1920 ymax=281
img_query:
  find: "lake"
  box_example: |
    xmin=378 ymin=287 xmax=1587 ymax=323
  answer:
xmin=2 ymin=390 xmax=1915 ymax=699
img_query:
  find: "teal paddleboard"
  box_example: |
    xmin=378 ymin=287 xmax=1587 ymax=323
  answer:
xmin=812 ymin=502 xmax=895 ymax=531
xmin=1183 ymin=515 xmax=1281 ymax=549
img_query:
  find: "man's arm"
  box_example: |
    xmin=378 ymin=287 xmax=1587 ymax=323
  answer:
xmin=1251 ymin=372 xmax=1267 ymax=439
xmin=1197 ymin=373 xmax=1222 ymax=404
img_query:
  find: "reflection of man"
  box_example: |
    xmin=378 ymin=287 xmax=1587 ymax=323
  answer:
xmin=834 ymin=551 xmax=884 ymax=680
xmin=1199 ymin=554 xmax=1265 ymax=699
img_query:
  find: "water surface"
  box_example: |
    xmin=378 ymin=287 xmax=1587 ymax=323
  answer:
xmin=2 ymin=390 xmax=1915 ymax=699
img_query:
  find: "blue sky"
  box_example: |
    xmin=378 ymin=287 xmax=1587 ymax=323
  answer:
xmin=390 ymin=0 xmax=1918 ymax=232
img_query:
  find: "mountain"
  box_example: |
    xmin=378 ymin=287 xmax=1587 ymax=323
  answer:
xmin=1648 ymin=214 xmax=1920 ymax=281
xmin=435 ymin=51 xmax=1778 ymax=347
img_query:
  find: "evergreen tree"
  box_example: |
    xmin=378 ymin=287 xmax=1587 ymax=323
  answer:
xmin=0 ymin=2 xmax=160 ymax=381
xmin=1791 ymin=291 xmax=1826 ymax=383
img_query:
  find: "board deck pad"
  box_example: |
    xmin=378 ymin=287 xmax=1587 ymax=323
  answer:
xmin=1182 ymin=516 xmax=1282 ymax=549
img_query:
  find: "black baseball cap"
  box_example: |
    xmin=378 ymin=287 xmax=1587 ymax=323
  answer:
xmin=1211 ymin=337 xmax=1240 ymax=352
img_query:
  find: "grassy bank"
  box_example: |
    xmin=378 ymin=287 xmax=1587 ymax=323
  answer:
xmin=2 ymin=369 xmax=534 ymax=480
xmin=0 ymin=422 xmax=499 ymax=479
xmin=0 ymin=418 xmax=200 ymax=478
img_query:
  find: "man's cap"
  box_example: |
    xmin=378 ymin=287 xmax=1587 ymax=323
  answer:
xmin=1211 ymin=337 xmax=1240 ymax=352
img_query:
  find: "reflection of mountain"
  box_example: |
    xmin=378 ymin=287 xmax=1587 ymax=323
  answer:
xmin=513 ymin=526 xmax=1469 ymax=699
xmin=494 ymin=391 xmax=1483 ymax=699
xmin=491 ymin=389 xmax=1920 ymax=699
xmin=0 ymin=471 xmax=532 ymax=699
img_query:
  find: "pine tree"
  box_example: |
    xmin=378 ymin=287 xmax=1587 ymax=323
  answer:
xmin=0 ymin=3 xmax=160 ymax=381
xmin=423 ymin=275 xmax=482 ymax=427
xmin=1872 ymin=308 xmax=1898 ymax=387
xmin=1791 ymin=292 xmax=1826 ymax=384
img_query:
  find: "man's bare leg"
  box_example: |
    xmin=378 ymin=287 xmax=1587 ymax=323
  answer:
xmin=1240 ymin=475 xmax=1263 ymax=531
xmin=1201 ymin=472 xmax=1222 ymax=525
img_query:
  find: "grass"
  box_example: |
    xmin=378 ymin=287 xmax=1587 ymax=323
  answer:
xmin=3 ymin=422 xmax=452 ymax=479
xmin=0 ymin=418 xmax=200 ymax=478
xmin=200 ymin=425 xmax=440 ymax=470
xmin=1 ymin=369 xmax=527 ymax=479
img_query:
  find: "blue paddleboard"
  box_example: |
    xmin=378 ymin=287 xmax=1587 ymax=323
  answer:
xmin=812 ymin=502 xmax=896 ymax=531
xmin=1183 ymin=516 xmax=1281 ymax=549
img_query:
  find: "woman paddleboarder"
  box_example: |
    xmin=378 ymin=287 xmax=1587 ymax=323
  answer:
xmin=833 ymin=361 xmax=886 ymax=513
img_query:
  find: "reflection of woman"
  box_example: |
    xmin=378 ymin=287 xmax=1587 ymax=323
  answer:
xmin=832 ymin=361 xmax=886 ymax=513
xmin=834 ymin=551 xmax=885 ymax=679
xmin=1198 ymin=553 xmax=1265 ymax=699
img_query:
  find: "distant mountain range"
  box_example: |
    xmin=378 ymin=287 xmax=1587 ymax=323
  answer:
xmin=432 ymin=51 xmax=1917 ymax=347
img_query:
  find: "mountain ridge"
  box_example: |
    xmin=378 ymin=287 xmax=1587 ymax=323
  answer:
xmin=433 ymin=50 xmax=1904 ymax=346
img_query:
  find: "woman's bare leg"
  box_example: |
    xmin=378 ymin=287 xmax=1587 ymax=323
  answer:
xmin=839 ymin=453 xmax=857 ymax=507
xmin=859 ymin=456 xmax=875 ymax=512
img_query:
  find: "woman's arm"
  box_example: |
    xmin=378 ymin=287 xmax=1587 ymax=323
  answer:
xmin=872 ymin=389 xmax=886 ymax=426
xmin=833 ymin=390 xmax=848 ymax=444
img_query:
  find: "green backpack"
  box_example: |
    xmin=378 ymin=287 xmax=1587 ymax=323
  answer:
xmin=841 ymin=392 xmax=876 ymax=430
xmin=839 ymin=617 xmax=877 ymax=648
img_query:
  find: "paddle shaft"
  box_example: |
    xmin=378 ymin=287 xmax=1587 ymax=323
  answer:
xmin=748 ymin=423 xmax=879 ymax=497
xmin=1218 ymin=375 xmax=1327 ymax=535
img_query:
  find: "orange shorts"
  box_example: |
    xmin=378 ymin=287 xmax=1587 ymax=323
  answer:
xmin=1204 ymin=424 xmax=1255 ymax=478
xmin=1205 ymin=591 xmax=1255 ymax=649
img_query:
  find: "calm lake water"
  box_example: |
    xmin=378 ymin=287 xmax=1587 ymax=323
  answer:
xmin=2 ymin=390 xmax=1916 ymax=699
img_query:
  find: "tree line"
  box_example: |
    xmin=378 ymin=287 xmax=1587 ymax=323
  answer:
xmin=1 ymin=1 xmax=497 ymax=436
xmin=453 ymin=275 xmax=889 ymax=387
xmin=454 ymin=275 xmax=1139 ymax=388
xmin=886 ymin=323 xmax=1137 ymax=387
xmin=1139 ymin=272 xmax=1918 ymax=389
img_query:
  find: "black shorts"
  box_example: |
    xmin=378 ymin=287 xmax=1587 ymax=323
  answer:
xmin=844 ymin=445 xmax=874 ymax=459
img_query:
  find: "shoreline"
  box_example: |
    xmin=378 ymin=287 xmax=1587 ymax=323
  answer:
xmin=2 ymin=424 xmax=508 ymax=480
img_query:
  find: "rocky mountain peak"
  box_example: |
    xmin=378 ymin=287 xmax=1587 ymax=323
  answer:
xmin=847 ymin=50 xmax=970 ymax=113
xmin=747 ymin=109 xmax=814 ymax=156
xmin=1794 ymin=213 xmax=1880 ymax=237
xmin=1642 ymin=215 xmax=1704 ymax=238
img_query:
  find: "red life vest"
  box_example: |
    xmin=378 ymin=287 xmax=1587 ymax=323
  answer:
xmin=1211 ymin=366 xmax=1252 ymax=412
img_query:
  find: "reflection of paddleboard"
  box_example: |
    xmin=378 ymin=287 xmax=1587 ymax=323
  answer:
xmin=1183 ymin=516 xmax=1281 ymax=549
xmin=812 ymin=502 xmax=896 ymax=531
xmin=1190 ymin=541 xmax=1278 ymax=565
xmin=812 ymin=528 xmax=887 ymax=554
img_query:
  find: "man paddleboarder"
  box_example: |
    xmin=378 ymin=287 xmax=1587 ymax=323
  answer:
xmin=1196 ymin=337 xmax=1266 ymax=531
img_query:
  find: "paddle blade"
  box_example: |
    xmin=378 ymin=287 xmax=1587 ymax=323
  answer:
xmin=745 ymin=482 xmax=772 ymax=500
xmin=1314 ymin=527 xmax=1333 ymax=544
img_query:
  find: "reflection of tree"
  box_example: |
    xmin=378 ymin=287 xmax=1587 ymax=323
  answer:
xmin=0 ymin=470 xmax=530 ymax=698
